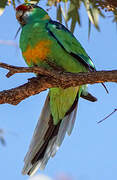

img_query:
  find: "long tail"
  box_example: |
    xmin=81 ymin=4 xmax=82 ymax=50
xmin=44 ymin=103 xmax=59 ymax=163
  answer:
xmin=22 ymin=92 xmax=78 ymax=176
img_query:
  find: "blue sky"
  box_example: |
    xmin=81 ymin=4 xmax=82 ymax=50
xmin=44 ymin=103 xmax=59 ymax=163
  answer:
xmin=0 ymin=1 xmax=117 ymax=180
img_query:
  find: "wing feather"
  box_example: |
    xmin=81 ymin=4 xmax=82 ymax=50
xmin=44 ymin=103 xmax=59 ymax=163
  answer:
xmin=46 ymin=20 xmax=95 ymax=71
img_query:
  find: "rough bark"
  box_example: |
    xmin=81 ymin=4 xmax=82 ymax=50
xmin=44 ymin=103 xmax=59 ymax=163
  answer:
xmin=95 ymin=0 xmax=117 ymax=11
xmin=0 ymin=62 xmax=117 ymax=105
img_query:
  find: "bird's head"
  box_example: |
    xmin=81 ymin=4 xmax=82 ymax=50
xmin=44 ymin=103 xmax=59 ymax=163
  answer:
xmin=16 ymin=3 xmax=50 ymax=26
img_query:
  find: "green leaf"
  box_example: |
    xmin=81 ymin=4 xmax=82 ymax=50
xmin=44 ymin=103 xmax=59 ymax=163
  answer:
xmin=62 ymin=0 xmax=68 ymax=2
xmin=57 ymin=4 xmax=62 ymax=23
xmin=29 ymin=0 xmax=40 ymax=3
xmin=76 ymin=9 xmax=81 ymax=26
xmin=89 ymin=8 xmax=100 ymax=30
xmin=12 ymin=0 xmax=16 ymax=9
xmin=67 ymin=2 xmax=76 ymax=21
xmin=70 ymin=15 xmax=77 ymax=33
xmin=67 ymin=0 xmax=82 ymax=32
xmin=24 ymin=0 xmax=29 ymax=2
xmin=84 ymin=0 xmax=100 ymax=31
xmin=0 ymin=129 xmax=6 ymax=146
xmin=0 ymin=136 xmax=6 ymax=146
xmin=88 ymin=18 xmax=91 ymax=39
xmin=0 ymin=0 xmax=8 ymax=16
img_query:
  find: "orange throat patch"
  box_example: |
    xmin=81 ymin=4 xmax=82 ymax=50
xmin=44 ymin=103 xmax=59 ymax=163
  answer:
xmin=23 ymin=40 xmax=51 ymax=65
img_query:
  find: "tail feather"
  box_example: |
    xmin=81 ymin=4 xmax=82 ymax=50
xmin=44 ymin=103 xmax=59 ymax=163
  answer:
xmin=22 ymin=94 xmax=51 ymax=174
xmin=31 ymin=115 xmax=60 ymax=164
xmin=67 ymin=103 xmax=78 ymax=136
xmin=22 ymin=92 xmax=79 ymax=176
xmin=39 ymin=136 xmax=57 ymax=170
xmin=28 ymin=136 xmax=57 ymax=176
xmin=66 ymin=94 xmax=78 ymax=136
xmin=55 ymin=115 xmax=70 ymax=148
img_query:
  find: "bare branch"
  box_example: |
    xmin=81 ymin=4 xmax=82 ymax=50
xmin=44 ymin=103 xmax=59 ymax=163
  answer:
xmin=0 ymin=62 xmax=117 ymax=105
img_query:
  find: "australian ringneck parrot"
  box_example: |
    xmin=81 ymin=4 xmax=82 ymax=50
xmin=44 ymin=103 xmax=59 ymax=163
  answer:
xmin=15 ymin=3 xmax=100 ymax=176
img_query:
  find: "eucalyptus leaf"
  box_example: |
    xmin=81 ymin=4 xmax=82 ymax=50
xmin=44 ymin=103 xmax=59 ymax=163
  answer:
xmin=76 ymin=9 xmax=81 ymax=26
xmin=67 ymin=2 xmax=81 ymax=32
xmin=0 ymin=129 xmax=6 ymax=146
xmin=0 ymin=136 xmax=6 ymax=146
xmin=88 ymin=18 xmax=91 ymax=39
xmin=84 ymin=0 xmax=100 ymax=31
xmin=67 ymin=2 xmax=76 ymax=21
xmin=57 ymin=4 xmax=62 ymax=23
xmin=70 ymin=15 xmax=77 ymax=33
xmin=12 ymin=0 xmax=16 ymax=9
xmin=89 ymin=8 xmax=100 ymax=30
xmin=0 ymin=0 xmax=8 ymax=15
xmin=29 ymin=0 xmax=40 ymax=3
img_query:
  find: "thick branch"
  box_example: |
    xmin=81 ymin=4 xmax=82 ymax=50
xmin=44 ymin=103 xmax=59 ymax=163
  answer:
xmin=0 ymin=62 xmax=117 ymax=105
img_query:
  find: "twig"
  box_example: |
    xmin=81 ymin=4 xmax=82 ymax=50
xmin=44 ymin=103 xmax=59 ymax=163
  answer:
xmin=97 ymin=109 xmax=117 ymax=124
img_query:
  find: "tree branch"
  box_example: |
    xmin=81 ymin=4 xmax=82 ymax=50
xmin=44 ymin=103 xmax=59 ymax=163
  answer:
xmin=0 ymin=62 xmax=117 ymax=105
xmin=95 ymin=0 xmax=117 ymax=11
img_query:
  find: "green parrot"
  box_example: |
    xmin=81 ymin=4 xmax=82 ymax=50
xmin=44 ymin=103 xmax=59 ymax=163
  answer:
xmin=16 ymin=3 xmax=102 ymax=176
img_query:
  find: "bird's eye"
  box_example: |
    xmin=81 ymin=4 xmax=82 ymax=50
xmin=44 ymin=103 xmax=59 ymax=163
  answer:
xmin=28 ymin=5 xmax=33 ymax=10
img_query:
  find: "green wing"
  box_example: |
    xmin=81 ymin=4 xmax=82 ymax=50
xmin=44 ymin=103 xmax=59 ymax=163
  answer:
xmin=47 ymin=20 xmax=96 ymax=71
